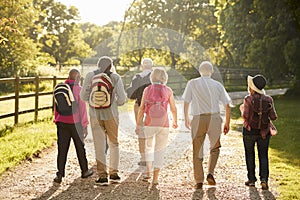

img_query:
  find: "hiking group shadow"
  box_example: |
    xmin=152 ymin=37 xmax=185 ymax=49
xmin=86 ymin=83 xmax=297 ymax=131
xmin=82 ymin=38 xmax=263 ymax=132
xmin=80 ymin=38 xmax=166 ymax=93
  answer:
xmin=32 ymin=166 xmax=160 ymax=200
xmin=192 ymin=187 xmax=218 ymax=200
xmin=249 ymin=187 xmax=276 ymax=200
xmin=31 ymin=165 xmax=277 ymax=200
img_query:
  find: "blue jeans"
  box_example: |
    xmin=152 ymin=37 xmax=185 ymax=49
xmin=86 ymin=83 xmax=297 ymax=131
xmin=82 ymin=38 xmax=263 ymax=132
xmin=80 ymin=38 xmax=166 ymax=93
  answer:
xmin=243 ymin=127 xmax=270 ymax=183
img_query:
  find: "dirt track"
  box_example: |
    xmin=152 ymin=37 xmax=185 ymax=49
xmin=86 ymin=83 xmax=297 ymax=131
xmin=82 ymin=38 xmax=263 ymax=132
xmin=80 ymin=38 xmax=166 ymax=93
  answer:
xmin=0 ymin=96 xmax=282 ymax=199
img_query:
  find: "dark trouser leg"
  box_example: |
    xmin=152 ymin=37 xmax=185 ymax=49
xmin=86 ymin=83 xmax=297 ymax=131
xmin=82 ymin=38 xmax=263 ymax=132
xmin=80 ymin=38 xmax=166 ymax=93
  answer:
xmin=56 ymin=122 xmax=71 ymax=177
xmin=243 ymin=129 xmax=258 ymax=182
xmin=257 ymin=134 xmax=270 ymax=182
xmin=72 ymin=123 xmax=88 ymax=173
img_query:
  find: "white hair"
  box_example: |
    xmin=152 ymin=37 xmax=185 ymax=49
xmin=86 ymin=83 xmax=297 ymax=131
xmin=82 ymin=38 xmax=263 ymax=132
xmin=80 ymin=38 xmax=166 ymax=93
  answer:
xmin=141 ymin=58 xmax=153 ymax=69
xmin=150 ymin=67 xmax=168 ymax=84
xmin=199 ymin=61 xmax=214 ymax=76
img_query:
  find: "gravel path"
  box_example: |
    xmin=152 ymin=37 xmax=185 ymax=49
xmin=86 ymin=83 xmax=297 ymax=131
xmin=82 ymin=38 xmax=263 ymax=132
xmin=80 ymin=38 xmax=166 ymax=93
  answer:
xmin=0 ymin=95 xmax=282 ymax=200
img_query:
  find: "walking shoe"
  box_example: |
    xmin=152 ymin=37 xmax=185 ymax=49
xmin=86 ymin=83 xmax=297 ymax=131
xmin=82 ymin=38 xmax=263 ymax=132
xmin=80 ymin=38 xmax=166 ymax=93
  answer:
xmin=138 ymin=161 xmax=146 ymax=166
xmin=207 ymin=174 xmax=216 ymax=185
xmin=261 ymin=181 xmax=269 ymax=190
xmin=194 ymin=183 xmax=203 ymax=189
xmin=152 ymin=180 xmax=159 ymax=185
xmin=245 ymin=180 xmax=255 ymax=187
xmin=95 ymin=177 xmax=108 ymax=186
xmin=142 ymin=175 xmax=151 ymax=182
xmin=109 ymin=173 xmax=121 ymax=183
xmin=53 ymin=174 xmax=62 ymax=184
xmin=81 ymin=169 xmax=93 ymax=178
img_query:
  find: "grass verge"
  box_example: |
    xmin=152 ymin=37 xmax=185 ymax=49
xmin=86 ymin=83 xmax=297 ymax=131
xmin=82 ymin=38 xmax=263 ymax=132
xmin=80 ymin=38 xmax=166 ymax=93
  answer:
xmin=268 ymin=96 xmax=300 ymax=200
xmin=0 ymin=119 xmax=57 ymax=175
xmin=231 ymin=95 xmax=300 ymax=200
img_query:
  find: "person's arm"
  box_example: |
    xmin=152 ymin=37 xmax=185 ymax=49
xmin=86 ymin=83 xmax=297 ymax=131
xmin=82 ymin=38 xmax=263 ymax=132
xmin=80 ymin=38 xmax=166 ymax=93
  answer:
xmin=76 ymin=86 xmax=89 ymax=137
xmin=184 ymin=101 xmax=191 ymax=130
xmin=80 ymin=72 xmax=93 ymax=102
xmin=53 ymin=103 xmax=58 ymax=124
xmin=182 ymin=81 xmax=192 ymax=130
xmin=115 ymin=75 xmax=126 ymax=106
xmin=241 ymin=96 xmax=251 ymax=131
xmin=169 ymin=90 xmax=178 ymax=129
xmin=135 ymin=90 xmax=146 ymax=134
xmin=223 ymin=104 xmax=231 ymax=134
xmin=269 ymin=97 xmax=278 ymax=121
xmin=242 ymin=96 xmax=251 ymax=120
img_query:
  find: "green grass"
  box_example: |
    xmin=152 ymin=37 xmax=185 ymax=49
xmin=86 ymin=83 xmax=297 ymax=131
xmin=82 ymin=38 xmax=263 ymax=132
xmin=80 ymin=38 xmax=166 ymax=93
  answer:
xmin=0 ymin=120 xmax=57 ymax=174
xmin=231 ymin=96 xmax=300 ymax=200
xmin=268 ymin=96 xmax=300 ymax=200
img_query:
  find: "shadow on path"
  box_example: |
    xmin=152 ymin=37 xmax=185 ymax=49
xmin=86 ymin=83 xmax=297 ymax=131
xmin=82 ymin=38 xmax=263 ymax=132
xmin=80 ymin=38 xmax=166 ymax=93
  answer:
xmin=33 ymin=165 xmax=161 ymax=200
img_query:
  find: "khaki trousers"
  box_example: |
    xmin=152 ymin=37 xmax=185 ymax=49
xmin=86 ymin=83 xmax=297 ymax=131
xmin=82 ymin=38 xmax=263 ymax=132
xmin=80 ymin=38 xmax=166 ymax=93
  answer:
xmin=90 ymin=117 xmax=119 ymax=178
xmin=134 ymin=102 xmax=146 ymax=162
xmin=191 ymin=114 xmax=222 ymax=184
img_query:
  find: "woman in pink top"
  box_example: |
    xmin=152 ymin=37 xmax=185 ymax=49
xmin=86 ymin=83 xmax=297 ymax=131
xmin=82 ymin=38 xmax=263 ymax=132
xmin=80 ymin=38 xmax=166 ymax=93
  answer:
xmin=53 ymin=68 xmax=93 ymax=183
xmin=136 ymin=67 xmax=178 ymax=186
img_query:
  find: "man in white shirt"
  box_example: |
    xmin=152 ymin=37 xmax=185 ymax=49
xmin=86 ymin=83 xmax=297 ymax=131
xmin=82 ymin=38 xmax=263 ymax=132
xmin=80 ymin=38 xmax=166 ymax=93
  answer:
xmin=182 ymin=61 xmax=231 ymax=189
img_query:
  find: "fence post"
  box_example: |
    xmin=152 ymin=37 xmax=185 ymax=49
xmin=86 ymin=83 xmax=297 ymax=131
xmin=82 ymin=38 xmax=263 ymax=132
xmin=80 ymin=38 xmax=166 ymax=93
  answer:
xmin=14 ymin=77 xmax=20 ymax=125
xmin=80 ymin=76 xmax=84 ymax=86
xmin=53 ymin=76 xmax=57 ymax=112
xmin=34 ymin=76 xmax=39 ymax=122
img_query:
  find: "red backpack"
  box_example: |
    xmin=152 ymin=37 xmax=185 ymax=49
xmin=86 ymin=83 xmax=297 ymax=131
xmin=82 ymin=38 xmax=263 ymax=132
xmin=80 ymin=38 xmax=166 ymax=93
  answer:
xmin=144 ymin=84 xmax=169 ymax=119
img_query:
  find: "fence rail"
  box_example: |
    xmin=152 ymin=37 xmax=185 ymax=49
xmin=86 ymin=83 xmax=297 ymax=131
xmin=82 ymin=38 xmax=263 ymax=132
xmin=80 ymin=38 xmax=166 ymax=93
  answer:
xmin=0 ymin=76 xmax=66 ymax=125
xmin=0 ymin=67 xmax=291 ymax=126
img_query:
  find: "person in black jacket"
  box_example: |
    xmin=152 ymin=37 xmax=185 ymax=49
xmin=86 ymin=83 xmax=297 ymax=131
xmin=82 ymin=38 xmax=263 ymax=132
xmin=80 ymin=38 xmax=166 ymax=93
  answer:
xmin=127 ymin=58 xmax=153 ymax=166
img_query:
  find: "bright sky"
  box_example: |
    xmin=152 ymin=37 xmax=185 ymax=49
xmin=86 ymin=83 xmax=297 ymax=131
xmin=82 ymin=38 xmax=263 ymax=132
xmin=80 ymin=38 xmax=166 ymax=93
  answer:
xmin=57 ymin=0 xmax=133 ymax=26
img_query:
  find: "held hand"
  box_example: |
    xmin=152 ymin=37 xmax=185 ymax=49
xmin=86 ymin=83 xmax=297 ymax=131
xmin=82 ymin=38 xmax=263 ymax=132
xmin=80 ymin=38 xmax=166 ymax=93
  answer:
xmin=83 ymin=127 xmax=88 ymax=138
xmin=223 ymin=123 xmax=230 ymax=135
xmin=239 ymin=104 xmax=244 ymax=113
xmin=172 ymin=121 xmax=178 ymax=129
xmin=135 ymin=125 xmax=142 ymax=135
xmin=185 ymin=118 xmax=191 ymax=130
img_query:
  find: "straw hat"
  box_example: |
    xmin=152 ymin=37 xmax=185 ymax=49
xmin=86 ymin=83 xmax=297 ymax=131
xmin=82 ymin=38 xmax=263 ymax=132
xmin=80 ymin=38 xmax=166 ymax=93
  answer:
xmin=247 ymin=75 xmax=266 ymax=94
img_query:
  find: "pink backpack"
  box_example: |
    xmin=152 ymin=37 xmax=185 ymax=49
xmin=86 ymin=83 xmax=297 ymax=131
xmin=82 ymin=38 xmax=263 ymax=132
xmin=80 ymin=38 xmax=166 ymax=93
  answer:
xmin=144 ymin=84 xmax=169 ymax=118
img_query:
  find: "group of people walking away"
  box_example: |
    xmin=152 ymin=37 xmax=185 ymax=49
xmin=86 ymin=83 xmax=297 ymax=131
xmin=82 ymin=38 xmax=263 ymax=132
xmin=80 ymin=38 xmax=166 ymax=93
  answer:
xmin=53 ymin=56 xmax=277 ymax=191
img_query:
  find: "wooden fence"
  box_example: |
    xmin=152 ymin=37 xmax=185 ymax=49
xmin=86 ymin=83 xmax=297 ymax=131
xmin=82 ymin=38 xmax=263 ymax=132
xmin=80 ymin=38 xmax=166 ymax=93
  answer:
xmin=0 ymin=76 xmax=65 ymax=124
xmin=0 ymin=67 xmax=291 ymax=126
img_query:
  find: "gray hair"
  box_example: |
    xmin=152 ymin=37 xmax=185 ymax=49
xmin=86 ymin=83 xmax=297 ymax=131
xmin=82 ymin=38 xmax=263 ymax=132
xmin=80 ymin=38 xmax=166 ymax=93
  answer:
xmin=141 ymin=58 xmax=153 ymax=69
xmin=199 ymin=61 xmax=214 ymax=76
xmin=97 ymin=56 xmax=113 ymax=73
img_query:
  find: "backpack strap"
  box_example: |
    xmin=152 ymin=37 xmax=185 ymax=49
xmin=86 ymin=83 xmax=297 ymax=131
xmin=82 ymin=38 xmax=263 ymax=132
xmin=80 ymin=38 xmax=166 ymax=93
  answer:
xmin=94 ymin=69 xmax=112 ymax=77
xmin=258 ymin=97 xmax=263 ymax=129
xmin=67 ymin=82 xmax=75 ymax=89
xmin=68 ymin=82 xmax=79 ymax=104
xmin=93 ymin=69 xmax=101 ymax=75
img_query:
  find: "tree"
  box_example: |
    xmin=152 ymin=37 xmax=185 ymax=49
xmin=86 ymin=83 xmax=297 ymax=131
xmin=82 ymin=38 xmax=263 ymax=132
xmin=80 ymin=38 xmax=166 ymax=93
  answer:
xmin=0 ymin=0 xmax=39 ymax=78
xmin=34 ymin=0 xmax=92 ymax=66
xmin=219 ymin=0 xmax=300 ymax=93
xmin=123 ymin=0 xmax=220 ymax=69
